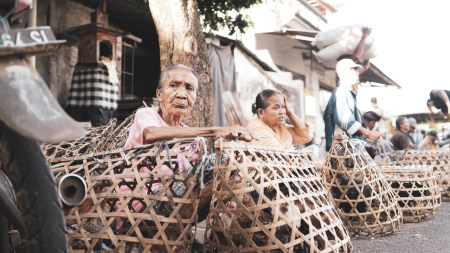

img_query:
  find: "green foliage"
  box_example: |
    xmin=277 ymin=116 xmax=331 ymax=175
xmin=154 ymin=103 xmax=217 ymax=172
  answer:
xmin=134 ymin=0 xmax=149 ymax=11
xmin=135 ymin=0 xmax=261 ymax=36
xmin=198 ymin=0 xmax=262 ymax=36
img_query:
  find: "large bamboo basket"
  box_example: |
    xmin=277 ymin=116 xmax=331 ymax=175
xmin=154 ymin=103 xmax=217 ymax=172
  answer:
xmin=205 ymin=140 xmax=352 ymax=253
xmin=42 ymin=112 xmax=135 ymax=159
xmin=49 ymin=138 xmax=207 ymax=253
xmin=379 ymin=165 xmax=441 ymax=222
xmin=400 ymin=149 xmax=450 ymax=200
xmin=322 ymin=134 xmax=403 ymax=238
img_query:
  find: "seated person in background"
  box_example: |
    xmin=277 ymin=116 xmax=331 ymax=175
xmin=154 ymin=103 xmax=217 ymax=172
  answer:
xmin=363 ymin=111 xmax=393 ymax=157
xmin=247 ymin=89 xmax=311 ymax=149
xmin=389 ymin=116 xmax=415 ymax=150
xmin=363 ymin=111 xmax=382 ymax=131
xmin=418 ymin=130 xmax=439 ymax=150
xmin=407 ymin=117 xmax=418 ymax=148
xmin=123 ymin=64 xmax=258 ymax=222
xmin=428 ymin=89 xmax=450 ymax=118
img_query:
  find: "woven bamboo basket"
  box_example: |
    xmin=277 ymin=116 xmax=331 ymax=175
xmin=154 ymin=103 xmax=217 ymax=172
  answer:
xmin=399 ymin=149 xmax=450 ymax=200
xmin=205 ymin=140 xmax=352 ymax=253
xmin=322 ymin=134 xmax=403 ymax=238
xmin=49 ymin=138 xmax=207 ymax=253
xmin=42 ymin=111 xmax=135 ymax=160
xmin=379 ymin=165 xmax=441 ymax=222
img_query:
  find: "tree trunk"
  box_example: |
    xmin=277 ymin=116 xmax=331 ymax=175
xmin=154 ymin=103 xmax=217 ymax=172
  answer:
xmin=148 ymin=0 xmax=213 ymax=127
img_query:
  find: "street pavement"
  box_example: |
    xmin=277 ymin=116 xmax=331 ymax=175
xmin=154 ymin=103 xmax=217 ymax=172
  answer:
xmin=352 ymin=201 xmax=450 ymax=253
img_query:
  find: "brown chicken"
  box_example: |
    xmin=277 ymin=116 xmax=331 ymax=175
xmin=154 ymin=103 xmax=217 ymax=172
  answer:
xmin=235 ymin=192 xmax=274 ymax=247
xmin=295 ymin=196 xmax=344 ymax=250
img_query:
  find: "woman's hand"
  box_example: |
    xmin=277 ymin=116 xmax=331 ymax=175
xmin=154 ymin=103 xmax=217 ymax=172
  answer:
xmin=282 ymin=94 xmax=293 ymax=115
xmin=280 ymin=92 xmax=308 ymax=129
xmin=215 ymin=125 xmax=259 ymax=142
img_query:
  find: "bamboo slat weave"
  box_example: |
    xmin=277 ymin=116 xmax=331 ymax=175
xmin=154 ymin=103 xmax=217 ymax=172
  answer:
xmin=380 ymin=165 xmax=441 ymax=222
xmin=42 ymin=112 xmax=135 ymax=160
xmin=205 ymin=140 xmax=352 ymax=253
xmin=322 ymin=134 xmax=403 ymax=238
xmin=400 ymin=150 xmax=450 ymax=200
xmin=49 ymin=138 xmax=206 ymax=253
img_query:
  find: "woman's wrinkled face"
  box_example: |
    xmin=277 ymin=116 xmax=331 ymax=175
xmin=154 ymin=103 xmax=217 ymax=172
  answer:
xmin=258 ymin=94 xmax=286 ymax=129
xmin=157 ymin=68 xmax=198 ymax=116
xmin=400 ymin=118 xmax=410 ymax=132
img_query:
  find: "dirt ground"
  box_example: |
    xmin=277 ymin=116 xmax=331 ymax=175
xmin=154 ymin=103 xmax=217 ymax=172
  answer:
xmin=352 ymin=201 xmax=450 ymax=253
xmin=194 ymin=202 xmax=450 ymax=253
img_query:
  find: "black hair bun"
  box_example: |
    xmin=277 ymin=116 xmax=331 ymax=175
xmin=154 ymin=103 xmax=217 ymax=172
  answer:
xmin=252 ymin=103 xmax=257 ymax=115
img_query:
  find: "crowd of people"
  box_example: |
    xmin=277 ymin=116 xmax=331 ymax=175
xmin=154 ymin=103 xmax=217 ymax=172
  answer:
xmin=122 ymin=26 xmax=450 ymax=181
xmin=320 ymin=26 xmax=450 ymax=155
xmin=113 ymin=26 xmax=450 ymax=244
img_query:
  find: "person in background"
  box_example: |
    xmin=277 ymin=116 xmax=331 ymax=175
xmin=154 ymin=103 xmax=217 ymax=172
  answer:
xmin=362 ymin=111 xmax=384 ymax=158
xmin=323 ymin=59 xmax=382 ymax=151
xmin=370 ymin=97 xmax=387 ymax=138
xmin=418 ymin=130 xmax=439 ymax=150
xmin=389 ymin=116 xmax=415 ymax=150
xmin=363 ymin=111 xmax=382 ymax=131
xmin=337 ymin=26 xmax=372 ymax=78
xmin=247 ymin=89 xmax=311 ymax=149
xmin=428 ymin=89 xmax=450 ymax=118
xmin=407 ymin=117 xmax=418 ymax=148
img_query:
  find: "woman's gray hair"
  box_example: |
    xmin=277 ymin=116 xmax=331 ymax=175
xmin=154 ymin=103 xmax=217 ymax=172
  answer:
xmin=157 ymin=64 xmax=199 ymax=94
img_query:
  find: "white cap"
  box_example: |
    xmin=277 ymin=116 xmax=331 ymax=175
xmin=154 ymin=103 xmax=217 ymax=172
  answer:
xmin=335 ymin=58 xmax=362 ymax=74
xmin=408 ymin=117 xmax=417 ymax=128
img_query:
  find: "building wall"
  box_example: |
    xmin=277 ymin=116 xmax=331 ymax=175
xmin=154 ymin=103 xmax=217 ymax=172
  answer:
xmin=234 ymin=48 xmax=277 ymax=122
xmin=35 ymin=0 xmax=92 ymax=106
xmin=234 ymin=47 xmax=305 ymax=129
xmin=233 ymin=0 xmax=336 ymax=143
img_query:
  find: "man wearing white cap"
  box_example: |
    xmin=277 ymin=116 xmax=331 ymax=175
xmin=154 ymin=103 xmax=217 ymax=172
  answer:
xmin=407 ymin=117 xmax=418 ymax=148
xmin=323 ymin=58 xmax=382 ymax=151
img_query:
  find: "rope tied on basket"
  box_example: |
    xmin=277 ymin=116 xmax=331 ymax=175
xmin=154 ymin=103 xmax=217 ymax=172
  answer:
xmin=148 ymin=141 xmax=175 ymax=177
xmin=119 ymin=149 xmax=130 ymax=166
xmin=349 ymin=138 xmax=373 ymax=169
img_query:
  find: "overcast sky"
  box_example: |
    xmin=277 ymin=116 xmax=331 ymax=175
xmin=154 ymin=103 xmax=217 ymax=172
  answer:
xmin=324 ymin=0 xmax=450 ymax=117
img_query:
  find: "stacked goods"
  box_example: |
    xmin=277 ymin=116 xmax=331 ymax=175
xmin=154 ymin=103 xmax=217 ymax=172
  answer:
xmin=400 ymin=150 xmax=450 ymax=200
xmin=322 ymin=134 xmax=403 ymax=238
xmin=49 ymin=138 xmax=207 ymax=253
xmin=205 ymin=140 xmax=352 ymax=253
xmin=313 ymin=24 xmax=377 ymax=68
xmin=380 ymin=165 xmax=441 ymax=222
xmin=42 ymin=111 xmax=135 ymax=159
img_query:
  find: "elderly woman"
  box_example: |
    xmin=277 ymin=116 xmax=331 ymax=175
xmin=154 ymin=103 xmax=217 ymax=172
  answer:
xmin=122 ymin=64 xmax=258 ymax=222
xmin=390 ymin=116 xmax=415 ymax=150
xmin=247 ymin=89 xmax=311 ymax=149
xmin=125 ymin=64 xmax=257 ymax=146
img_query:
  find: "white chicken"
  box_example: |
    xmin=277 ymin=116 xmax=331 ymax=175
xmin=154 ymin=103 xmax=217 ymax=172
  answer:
xmin=272 ymin=200 xmax=301 ymax=228
xmin=220 ymin=200 xmax=237 ymax=230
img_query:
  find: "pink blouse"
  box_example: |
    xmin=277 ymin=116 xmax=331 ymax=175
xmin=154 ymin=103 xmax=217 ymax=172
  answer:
xmin=116 ymin=107 xmax=187 ymax=229
xmin=124 ymin=106 xmax=186 ymax=148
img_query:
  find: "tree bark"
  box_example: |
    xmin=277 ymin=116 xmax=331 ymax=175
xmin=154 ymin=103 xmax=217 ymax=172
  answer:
xmin=148 ymin=0 xmax=213 ymax=127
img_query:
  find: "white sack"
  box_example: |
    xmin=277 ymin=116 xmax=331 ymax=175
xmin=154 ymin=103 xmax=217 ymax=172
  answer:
xmin=315 ymin=24 xmax=365 ymax=49
xmin=313 ymin=38 xmax=377 ymax=68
